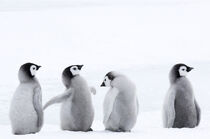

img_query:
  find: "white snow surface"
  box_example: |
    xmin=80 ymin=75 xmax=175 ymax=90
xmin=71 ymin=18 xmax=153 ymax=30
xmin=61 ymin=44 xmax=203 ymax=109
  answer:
xmin=0 ymin=0 xmax=210 ymax=138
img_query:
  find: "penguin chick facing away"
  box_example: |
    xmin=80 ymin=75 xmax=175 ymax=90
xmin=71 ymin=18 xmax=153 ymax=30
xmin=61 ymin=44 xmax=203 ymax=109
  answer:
xmin=9 ymin=63 xmax=43 ymax=135
xmin=43 ymin=65 xmax=95 ymax=132
xmin=163 ymin=63 xmax=201 ymax=128
xmin=101 ymin=71 xmax=139 ymax=132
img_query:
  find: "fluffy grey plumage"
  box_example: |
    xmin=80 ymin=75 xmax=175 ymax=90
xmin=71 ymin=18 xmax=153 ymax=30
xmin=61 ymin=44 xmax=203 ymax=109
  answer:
xmin=101 ymin=71 xmax=139 ymax=132
xmin=9 ymin=63 xmax=43 ymax=135
xmin=163 ymin=63 xmax=201 ymax=128
xmin=43 ymin=65 xmax=95 ymax=131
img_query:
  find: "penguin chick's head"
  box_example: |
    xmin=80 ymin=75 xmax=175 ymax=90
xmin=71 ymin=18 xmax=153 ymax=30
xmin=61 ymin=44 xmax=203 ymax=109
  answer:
xmin=18 ymin=63 xmax=41 ymax=82
xmin=62 ymin=65 xmax=83 ymax=87
xmin=101 ymin=71 xmax=116 ymax=87
xmin=169 ymin=63 xmax=193 ymax=83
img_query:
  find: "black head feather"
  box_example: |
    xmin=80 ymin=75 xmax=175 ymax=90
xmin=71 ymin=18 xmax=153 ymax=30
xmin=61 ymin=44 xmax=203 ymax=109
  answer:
xmin=106 ymin=72 xmax=115 ymax=80
xmin=19 ymin=62 xmax=41 ymax=78
xmin=100 ymin=71 xmax=116 ymax=87
xmin=169 ymin=63 xmax=193 ymax=83
xmin=62 ymin=65 xmax=83 ymax=88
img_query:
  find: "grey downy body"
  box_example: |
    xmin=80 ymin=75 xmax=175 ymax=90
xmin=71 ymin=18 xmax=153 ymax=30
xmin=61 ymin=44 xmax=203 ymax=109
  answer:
xmin=101 ymin=72 xmax=139 ymax=132
xmin=43 ymin=65 xmax=95 ymax=131
xmin=9 ymin=63 xmax=43 ymax=135
xmin=163 ymin=64 xmax=201 ymax=128
xmin=60 ymin=75 xmax=94 ymax=131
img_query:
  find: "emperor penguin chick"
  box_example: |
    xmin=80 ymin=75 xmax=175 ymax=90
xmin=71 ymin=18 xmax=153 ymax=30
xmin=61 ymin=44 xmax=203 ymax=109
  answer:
xmin=101 ymin=71 xmax=139 ymax=132
xmin=163 ymin=63 xmax=201 ymax=128
xmin=9 ymin=63 xmax=43 ymax=135
xmin=43 ymin=65 xmax=95 ymax=131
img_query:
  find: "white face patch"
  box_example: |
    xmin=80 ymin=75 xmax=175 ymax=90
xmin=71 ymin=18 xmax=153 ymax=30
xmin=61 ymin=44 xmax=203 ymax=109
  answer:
xmin=70 ymin=66 xmax=80 ymax=76
xmin=30 ymin=65 xmax=37 ymax=76
xmin=179 ymin=66 xmax=188 ymax=77
xmin=103 ymin=76 xmax=111 ymax=87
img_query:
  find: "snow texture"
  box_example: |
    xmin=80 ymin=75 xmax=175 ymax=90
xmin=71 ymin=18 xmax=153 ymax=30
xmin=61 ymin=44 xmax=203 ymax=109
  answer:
xmin=0 ymin=0 xmax=210 ymax=138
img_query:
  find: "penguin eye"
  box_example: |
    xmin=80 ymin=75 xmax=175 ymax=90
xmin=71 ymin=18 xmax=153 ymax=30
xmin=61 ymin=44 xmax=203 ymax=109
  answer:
xmin=31 ymin=65 xmax=36 ymax=71
xmin=104 ymin=79 xmax=106 ymax=81
xmin=73 ymin=67 xmax=77 ymax=70
xmin=182 ymin=69 xmax=185 ymax=71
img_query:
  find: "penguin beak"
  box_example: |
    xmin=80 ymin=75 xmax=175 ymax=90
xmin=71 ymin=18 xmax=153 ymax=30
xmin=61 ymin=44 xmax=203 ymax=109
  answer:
xmin=100 ymin=82 xmax=105 ymax=87
xmin=187 ymin=67 xmax=194 ymax=72
xmin=37 ymin=65 xmax=41 ymax=70
xmin=78 ymin=65 xmax=84 ymax=70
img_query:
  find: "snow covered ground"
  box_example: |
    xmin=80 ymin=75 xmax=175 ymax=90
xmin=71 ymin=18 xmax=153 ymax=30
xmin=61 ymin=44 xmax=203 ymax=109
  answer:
xmin=1 ymin=111 xmax=210 ymax=139
xmin=0 ymin=0 xmax=210 ymax=138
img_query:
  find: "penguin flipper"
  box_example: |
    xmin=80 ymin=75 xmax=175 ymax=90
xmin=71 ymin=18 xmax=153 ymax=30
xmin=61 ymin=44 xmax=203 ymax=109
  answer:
xmin=103 ymin=87 xmax=119 ymax=124
xmin=195 ymin=99 xmax=201 ymax=126
xmin=33 ymin=86 xmax=43 ymax=130
xmin=89 ymin=86 xmax=96 ymax=95
xmin=163 ymin=87 xmax=176 ymax=128
xmin=43 ymin=89 xmax=73 ymax=110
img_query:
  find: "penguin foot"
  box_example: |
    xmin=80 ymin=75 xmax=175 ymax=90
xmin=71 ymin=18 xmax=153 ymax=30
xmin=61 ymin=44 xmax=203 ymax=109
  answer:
xmin=105 ymin=128 xmax=130 ymax=132
xmin=119 ymin=128 xmax=131 ymax=132
xmin=13 ymin=131 xmax=37 ymax=135
xmin=13 ymin=132 xmax=22 ymax=135
xmin=105 ymin=128 xmax=121 ymax=132
xmin=87 ymin=128 xmax=93 ymax=132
